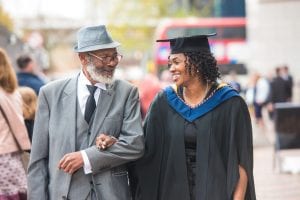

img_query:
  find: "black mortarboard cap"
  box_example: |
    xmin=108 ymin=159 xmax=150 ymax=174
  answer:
xmin=156 ymin=33 xmax=216 ymax=54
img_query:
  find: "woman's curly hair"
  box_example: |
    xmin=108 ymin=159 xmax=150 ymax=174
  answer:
xmin=184 ymin=50 xmax=220 ymax=83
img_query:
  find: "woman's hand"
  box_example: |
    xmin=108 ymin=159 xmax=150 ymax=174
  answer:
xmin=233 ymin=165 xmax=248 ymax=200
xmin=96 ymin=133 xmax=118 ymax=150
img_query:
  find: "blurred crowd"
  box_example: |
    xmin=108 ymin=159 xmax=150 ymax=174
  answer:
xmin=241 ymin=65 xmax=293 ymax=130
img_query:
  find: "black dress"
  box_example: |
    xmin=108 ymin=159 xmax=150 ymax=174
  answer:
xmin=184 ymin=120 xmax=197 ymax=200
xmin=179 ymin=84 xmax=216 ymax=200
xmin=130 ymin=84 xmax=256 ymax=200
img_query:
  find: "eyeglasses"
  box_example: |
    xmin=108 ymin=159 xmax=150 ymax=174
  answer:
xmin=88 ymin=52 xmax=123 ymax=64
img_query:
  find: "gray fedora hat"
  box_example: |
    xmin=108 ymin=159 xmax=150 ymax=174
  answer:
xmin=74 ymin=25 xmax=120 ymax=52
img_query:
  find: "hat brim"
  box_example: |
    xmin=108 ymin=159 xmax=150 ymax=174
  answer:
xmin=74 ymin=41 xmax=121 ymax=52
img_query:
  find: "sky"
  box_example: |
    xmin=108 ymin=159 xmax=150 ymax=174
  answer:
xmin=1 ymin=0 xmax=87 ymax=19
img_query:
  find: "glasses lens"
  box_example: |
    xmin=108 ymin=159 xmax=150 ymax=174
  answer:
xmin=89 ymin=53 xmax=122 ymax=64
xmin=108 ymin=54 xmax=122 ymax=63
xmin=89 ymin=53 xmax=102 ymax=64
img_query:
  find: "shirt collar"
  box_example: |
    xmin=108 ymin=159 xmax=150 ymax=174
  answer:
xmin=79 ymin=70 xmax=107 ymax=91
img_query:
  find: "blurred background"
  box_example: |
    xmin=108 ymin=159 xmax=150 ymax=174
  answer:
xmin=1 ymin=0 xmax=300 ymax=199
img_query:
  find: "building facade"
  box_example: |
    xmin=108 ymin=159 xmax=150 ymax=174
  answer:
xmin=246 ymin=0 xmax=300 ymax=102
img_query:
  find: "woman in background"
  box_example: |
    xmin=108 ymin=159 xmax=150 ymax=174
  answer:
xmin=0 ymin=48 xmax=31 ymax=200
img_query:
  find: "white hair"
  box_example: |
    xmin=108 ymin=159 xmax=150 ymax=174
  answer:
xmin=86 ymin=62 xmax=114 ymax=84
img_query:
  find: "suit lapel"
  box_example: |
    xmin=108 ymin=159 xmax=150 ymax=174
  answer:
xmin=89 ymin=84 xmax=115 ymax=146
xmin=61 ymin=76 xmax=78 ymax=152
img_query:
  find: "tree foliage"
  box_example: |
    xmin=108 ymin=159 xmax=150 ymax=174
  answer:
xmin=105 ymin=0 xmax=214 ymax=55
xmin=0 ymin=5 xmax=13 ymax=31
xmin=106 ymin=0 xmax=174 ymax=53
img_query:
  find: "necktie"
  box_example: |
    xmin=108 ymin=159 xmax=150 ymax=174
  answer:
xmin=84 ymin=85 xmax=98 ymax=123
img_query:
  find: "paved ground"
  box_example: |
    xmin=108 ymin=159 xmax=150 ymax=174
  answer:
xmin=252 ymin=119 xmax=300 ymax=200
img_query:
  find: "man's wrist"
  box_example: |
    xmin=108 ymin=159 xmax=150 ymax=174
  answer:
xmin=81 ymin=150 xmax=92 ymax=174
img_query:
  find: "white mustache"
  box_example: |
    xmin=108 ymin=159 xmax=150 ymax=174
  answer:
xmin=86 ymin=63 xmax=115 ymax=84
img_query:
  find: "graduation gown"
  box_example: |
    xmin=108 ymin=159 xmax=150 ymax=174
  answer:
xmin=130 ymin=85 xmax=256 ymax=200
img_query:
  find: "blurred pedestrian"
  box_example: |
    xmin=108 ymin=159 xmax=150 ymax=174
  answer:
xmin=16 ymin=54 xmax=46 ymax=95
xmin=18 ymin=86 xmax=37 ymax=142
xmin=228 ymin=70 xmax=242 ymax=93
xmin=252 ymin=73 xmax=270 ymax=128
xmin=127 ymin=34 xmax=256 ymax=199
xmin=268 ymin=67 xmax=290 ymax=119
xmin=27 ymin=25 xmax=144 ymax=200
xmin=139 ymin=73 xmax=161 ymax=118
xmin=270 ymin=67 xmax=290 ymax=103
xmin=280 ymin=65 xmax=293 ymax=102
xmin=0 ymin=48 xmax=31 ymax=200
xmin=159 ymin=69 xmax=173 ymax=88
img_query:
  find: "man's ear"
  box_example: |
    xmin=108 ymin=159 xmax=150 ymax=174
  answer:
xmin=78 ymin=53 xmax=88 ymax=65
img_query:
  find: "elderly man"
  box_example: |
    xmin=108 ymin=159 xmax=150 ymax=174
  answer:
xmin=27 ymin=25 xmax=144 ymax=200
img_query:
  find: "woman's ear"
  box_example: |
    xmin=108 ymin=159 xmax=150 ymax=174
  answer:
xmin=191 ymin=63 xmax=199 ymax=75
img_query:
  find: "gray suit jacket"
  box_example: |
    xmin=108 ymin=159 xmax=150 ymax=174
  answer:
xmin=27 ymin=76 xmax=144 ymax=200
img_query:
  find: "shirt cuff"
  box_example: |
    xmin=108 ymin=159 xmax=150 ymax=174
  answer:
xmin=81 ymin=150 xmax=92 ymax=174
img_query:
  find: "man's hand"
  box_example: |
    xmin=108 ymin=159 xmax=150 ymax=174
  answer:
xmin=58 ymin=152 xmax=84 ymax=174
xmin=96 ymin=133 xmax=117 ymax=150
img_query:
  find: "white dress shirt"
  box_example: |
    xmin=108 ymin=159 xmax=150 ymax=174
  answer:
xmin=78 ymin=71 xmax=107 ymax=174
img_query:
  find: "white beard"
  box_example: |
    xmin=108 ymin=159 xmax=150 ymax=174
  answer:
xmin=86 ymin=63 xmax=114 ymax=85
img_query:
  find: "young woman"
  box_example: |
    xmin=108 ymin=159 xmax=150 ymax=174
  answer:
xmin=129 ymin=35 xmax=256 ymax=200
xmin=0 ymin=48 xmax=31 ymax=200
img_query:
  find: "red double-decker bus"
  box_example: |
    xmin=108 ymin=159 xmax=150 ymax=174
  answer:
xmin=154 ymin=17 xmax=248 ymax=75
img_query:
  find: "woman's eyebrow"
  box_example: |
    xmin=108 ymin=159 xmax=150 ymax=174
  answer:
xmin=169 ymin=56 xmax=180 ymax=61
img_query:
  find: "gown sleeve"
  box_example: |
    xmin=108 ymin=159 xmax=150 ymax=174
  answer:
xmin=227 ymin=97 xmax=256 ymax=200
xmin=129 ymin=93 xmax=165 ymax=200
